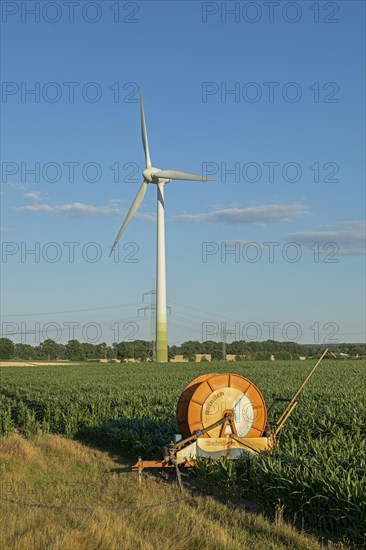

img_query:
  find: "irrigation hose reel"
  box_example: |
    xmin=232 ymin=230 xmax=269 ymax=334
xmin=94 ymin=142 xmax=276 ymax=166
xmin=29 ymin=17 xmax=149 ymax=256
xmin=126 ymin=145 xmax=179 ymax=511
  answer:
xmin=133 ymin=349 xmax=329 ymax=471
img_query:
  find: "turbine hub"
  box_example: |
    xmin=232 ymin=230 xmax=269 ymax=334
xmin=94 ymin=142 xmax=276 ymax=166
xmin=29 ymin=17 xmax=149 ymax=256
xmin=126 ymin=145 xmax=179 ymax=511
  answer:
xmin=143 ymin=167 xmax=171 ymax=184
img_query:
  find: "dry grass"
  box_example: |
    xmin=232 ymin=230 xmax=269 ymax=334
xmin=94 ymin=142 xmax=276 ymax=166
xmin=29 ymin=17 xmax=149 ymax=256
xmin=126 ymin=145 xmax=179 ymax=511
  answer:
xmin=0 ymin=435 xmax=345 ymax=550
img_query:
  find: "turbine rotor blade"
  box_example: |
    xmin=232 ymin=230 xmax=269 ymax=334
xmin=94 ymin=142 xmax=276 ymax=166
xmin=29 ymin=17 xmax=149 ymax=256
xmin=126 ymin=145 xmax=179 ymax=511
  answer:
xmin=140 ymin=91 xmax=151 ymax=168
xmin=109 ymin=180 xmax=148 ymax=255
xmin=153 ymin=169 xmax=214 ymax=182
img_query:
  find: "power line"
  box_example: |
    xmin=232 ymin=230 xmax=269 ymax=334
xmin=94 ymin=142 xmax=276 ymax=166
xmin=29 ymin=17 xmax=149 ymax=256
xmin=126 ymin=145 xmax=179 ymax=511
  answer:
xmin=169 ymin=301 xmax=242 ymax=323
xmin=220 ymin=327 xmax=237 ymax=361
xmin=169 ymin=314 xmax=202 ymax=328
xmin=0 ymin=315 xmax=142 ymax=337
xmin=1 ymin=303 xmax=140 ymax=318
xmin=138 ymin=282 xmax=156 ymax=361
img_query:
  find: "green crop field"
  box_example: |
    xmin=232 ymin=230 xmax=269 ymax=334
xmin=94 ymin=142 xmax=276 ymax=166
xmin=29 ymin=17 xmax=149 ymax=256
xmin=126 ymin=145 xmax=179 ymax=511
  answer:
xmin=1 ymin=359 xmax=365 ymax=546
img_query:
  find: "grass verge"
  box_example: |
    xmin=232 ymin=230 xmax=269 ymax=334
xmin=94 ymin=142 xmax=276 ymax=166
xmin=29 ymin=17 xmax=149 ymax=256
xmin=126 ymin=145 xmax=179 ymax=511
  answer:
xmin=0 ymin=434 xmax=347 ymax=550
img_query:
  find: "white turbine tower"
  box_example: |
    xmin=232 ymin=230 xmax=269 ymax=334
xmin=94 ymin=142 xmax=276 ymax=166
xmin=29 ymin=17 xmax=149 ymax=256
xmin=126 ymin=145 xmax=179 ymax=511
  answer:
xmin=110 ymin=92 xmax=214 ymax=362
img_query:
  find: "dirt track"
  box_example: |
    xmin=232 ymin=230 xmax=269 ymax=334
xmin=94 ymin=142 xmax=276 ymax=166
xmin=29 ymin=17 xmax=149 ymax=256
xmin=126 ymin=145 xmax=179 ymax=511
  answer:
xmin=0 ymin=361 xmax=71 ymax=367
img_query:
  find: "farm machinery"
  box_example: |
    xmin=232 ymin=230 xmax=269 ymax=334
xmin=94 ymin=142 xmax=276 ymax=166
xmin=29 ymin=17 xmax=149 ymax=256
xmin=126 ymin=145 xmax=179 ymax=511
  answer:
xmin=132 ymin=349 xmax=330 ymax=473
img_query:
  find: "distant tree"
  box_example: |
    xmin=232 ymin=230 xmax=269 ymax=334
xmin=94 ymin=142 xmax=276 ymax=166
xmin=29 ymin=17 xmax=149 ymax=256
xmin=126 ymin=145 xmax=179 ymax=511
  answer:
xmin=0 ymin=338 xmax=15 ymax=359
xmin=65 ymin=340 xmax=85 ymax=361
xmin=97 ymin=342 xmax=108 ymax=359
xmin=37 ymin=339 xmax=64 ymax=360
xmin=342 ymin=344 xmax=365 ymax=356
xmin=203 ymin=340 xmax=221 ymax=360
xmin=352 ymin=346 xmax=366 ymax=356
xmin=274 ymin=351 xmax=292 ymax=360
xmin=169 ymin=345 xmax=179 ymax=360
xmin=133 ymin=340 xmax=149 ymax=361
xmin=15 ymin=343 xmax=35 ymax=360
xmin=255 ymin=351 xmax=272 ymax=361
xmin=106 ymin=346 xmax=116 ymax=359
xmin=182 ymin=351 xmax=196 ymax=362
xmin=304 ymin=346 xmax=318 ymax=357
xmin=82 ymin=342 xmax=97 ymax=360
xmin=113 ymin=342 xmax=133 ymax=360
xmin=181 ymin=341 xmax=198 ymax=362
xmin=228 ymin=341 xmax=247 ymax=356
xmin=182 ymin=341 xmax=201 ymax=354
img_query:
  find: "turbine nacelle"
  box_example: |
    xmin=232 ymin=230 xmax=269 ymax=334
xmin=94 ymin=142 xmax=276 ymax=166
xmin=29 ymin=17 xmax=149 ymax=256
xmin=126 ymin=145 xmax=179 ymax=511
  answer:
xmin=110 ymin=90 xmax=214 ymax=256
xmin=143 ymin=167 xmax=171 ymax=184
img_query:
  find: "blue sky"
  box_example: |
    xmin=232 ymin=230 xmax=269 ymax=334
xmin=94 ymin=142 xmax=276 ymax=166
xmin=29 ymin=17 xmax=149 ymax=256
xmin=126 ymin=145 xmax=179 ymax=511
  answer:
xmin=1 ymin=0 xmax=365 ymax=346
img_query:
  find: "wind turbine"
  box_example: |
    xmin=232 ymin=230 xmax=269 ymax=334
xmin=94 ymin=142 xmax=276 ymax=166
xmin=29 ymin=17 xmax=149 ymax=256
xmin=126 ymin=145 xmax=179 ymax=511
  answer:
xmin=110 ymin=92 xmax=214 ymax=362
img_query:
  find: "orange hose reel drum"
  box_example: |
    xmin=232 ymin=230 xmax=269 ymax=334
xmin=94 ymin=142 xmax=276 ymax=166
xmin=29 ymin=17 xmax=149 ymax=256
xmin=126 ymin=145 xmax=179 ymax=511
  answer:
xmin=177 ymin=373 xmax=267 ymax=439
xmin=176 ymin=374 xmax=217 ymax=439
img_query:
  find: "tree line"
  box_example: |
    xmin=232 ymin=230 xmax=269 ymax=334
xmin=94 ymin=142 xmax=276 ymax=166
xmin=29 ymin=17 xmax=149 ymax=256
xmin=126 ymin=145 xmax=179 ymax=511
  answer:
xmin=0 ymin=337 xmax=365 ymax=361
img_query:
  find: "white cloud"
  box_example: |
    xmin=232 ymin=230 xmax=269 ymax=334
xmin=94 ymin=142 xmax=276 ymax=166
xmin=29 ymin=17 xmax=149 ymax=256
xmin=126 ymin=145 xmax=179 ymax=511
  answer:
xmin=17 ymin=202 xmax=122 ymax=217
xmin=23 ymin=191 xmax=41 ymax=200
xmin=135 ymin=212 xmax=155 ymax=222
xmin=108 ymin=198 xmax=123 ymax=205
xmin=8 ymin=182 xmax=27 ymax=191
xmin=284 ymin=221 xmax=366 ymax=256
xmin=0 ymin=226 xmax=12 ymax=233
xmin=16 ymin=201 xmax=155 ymax=221
xmin=171 ymin=203 xmax=310 ymax=225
